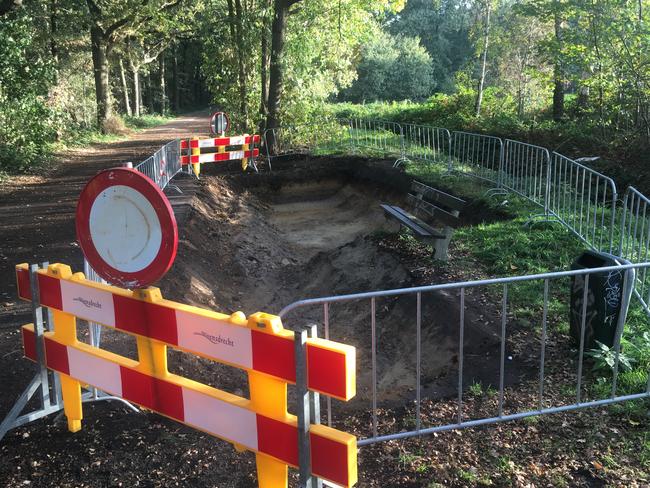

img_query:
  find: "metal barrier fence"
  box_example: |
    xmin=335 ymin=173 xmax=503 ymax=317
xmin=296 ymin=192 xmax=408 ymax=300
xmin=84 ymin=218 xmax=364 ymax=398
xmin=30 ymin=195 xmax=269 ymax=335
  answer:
xmin=502 ymin=139 xmax=550 ymax=210
xmin=450 ymin=131 xmax=503 ymax=184
xmin=262 ymin=120 xmax=351 ymax=166
xmin=347 ymin=118 xmax=404 ymax=159
xmin=548 ymin=153 xmax=618 ymax=253
xmin=134 ymin=138 xmax=182 ymax=191
xmin=619 ymin=187 xmax=650 ymax=314
xmin=400 ymin=123 xmax=452 ymax=169
xmin=261 ymin=117 xmax=647 ymax=265
xmin=278 ymin=262 xmax=648 ymax=446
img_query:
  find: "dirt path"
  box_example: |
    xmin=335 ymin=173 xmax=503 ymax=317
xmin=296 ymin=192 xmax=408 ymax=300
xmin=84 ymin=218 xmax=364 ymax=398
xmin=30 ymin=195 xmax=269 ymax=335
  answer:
xmin=0 ymin=113 xmax=209 ymax=329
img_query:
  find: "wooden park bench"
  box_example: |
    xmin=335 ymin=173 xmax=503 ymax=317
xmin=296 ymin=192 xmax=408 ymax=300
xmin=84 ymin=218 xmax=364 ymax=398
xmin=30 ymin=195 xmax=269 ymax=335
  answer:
xmin=381 ymin=181 xmax=465 ymax=261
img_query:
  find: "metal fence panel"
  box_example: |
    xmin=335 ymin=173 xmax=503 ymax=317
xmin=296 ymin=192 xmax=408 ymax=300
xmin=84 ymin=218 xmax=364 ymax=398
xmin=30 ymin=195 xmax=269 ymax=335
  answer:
xmin=619 ymin=186 xmax=650 ymax=312
xmin=262 ymin=119 xmax=351 ymax=162
xmin=548 ymin=152 xmax=618 ymax=253
xmin=501 ymin=139 xmax=551 ymax=210
xmin=401 ymin=123 xmax=451 ymax=169
xmin=348 ymin=118 xmax=404 ymax=159
xmin=278 ymin=263 xmax=647 ymax=446
xmin=134 ymin=139 xmax=182 ymax=191
xmin=450 ymin=131 xmax=503 ymax=184
xmin=161 ymin=138 xmax=182 ymax=189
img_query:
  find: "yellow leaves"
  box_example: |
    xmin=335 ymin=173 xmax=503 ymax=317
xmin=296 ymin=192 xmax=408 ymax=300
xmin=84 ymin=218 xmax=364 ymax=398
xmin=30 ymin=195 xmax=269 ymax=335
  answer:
xmin=591 ymin=460 xmax=605 ymax=471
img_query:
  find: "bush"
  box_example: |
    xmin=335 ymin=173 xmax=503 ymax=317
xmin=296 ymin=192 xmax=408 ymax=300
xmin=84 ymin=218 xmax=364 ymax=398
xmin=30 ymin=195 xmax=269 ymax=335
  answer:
xmin=0 ymin=10 xmax=56 ymax=172
xmin=0 ymin=97 xmax=57 ymax=172
xmin=341 ymin=31 xmax=436 ymax=103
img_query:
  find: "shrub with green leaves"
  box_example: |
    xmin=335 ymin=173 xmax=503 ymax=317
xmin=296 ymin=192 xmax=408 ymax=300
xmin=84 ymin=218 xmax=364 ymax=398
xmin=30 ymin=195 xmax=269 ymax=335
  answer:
xmin=0 ymin=10 xmax=57 ymax=172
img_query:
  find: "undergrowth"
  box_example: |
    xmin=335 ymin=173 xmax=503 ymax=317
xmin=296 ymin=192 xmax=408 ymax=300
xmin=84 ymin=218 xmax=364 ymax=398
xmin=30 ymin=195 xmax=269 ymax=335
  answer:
xmin=3 ymin=114 xmax=175 ymax=174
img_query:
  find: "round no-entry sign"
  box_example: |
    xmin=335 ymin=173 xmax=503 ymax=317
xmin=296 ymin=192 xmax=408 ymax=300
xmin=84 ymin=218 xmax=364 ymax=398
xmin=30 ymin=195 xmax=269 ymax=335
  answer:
xmin=76 ymin=167 xmax=178 ymax=288
xmin=210 ymin=111 xmax=229 ymax=135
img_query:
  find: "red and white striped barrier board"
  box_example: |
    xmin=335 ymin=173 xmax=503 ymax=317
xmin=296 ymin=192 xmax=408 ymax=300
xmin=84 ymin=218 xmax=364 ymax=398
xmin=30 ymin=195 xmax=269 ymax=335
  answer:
xmin=16 ymin=264 xmax=355 ymax=400
xmin=181 ymin=148 xmax=259 ymax=165
xmin=180 ymin=134 xmax=260 ymax=150
xmin=20 ymin=326 xmax=356 ymax=487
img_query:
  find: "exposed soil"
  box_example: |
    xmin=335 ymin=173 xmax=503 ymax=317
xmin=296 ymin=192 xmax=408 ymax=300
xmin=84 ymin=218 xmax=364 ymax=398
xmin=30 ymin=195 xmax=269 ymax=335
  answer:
xmin=0 ymin=123 xmax=648 ymax=488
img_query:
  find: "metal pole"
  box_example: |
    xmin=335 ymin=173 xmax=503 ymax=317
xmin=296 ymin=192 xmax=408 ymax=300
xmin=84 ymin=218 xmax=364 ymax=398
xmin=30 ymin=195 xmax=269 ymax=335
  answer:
xmin=294 ymin=329 xmax=313 ymax=488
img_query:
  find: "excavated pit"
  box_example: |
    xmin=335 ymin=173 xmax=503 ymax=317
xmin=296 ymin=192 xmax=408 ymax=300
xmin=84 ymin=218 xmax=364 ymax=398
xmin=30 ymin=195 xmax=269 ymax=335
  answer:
xmin=156 ymin=159 xmax=519 ymax=409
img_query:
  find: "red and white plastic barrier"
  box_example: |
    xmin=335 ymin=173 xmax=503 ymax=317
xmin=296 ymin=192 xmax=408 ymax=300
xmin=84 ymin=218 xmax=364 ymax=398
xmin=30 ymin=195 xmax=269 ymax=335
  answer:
xmin=181 ymin=148 xmax=259 ymax=165
xmin=180 ymin=134 xmax=260 ymax=149
xmin=21 ymin=326 xmax=355 ymax=487
xmin=16 ymin=266 xmax=354 ymax=400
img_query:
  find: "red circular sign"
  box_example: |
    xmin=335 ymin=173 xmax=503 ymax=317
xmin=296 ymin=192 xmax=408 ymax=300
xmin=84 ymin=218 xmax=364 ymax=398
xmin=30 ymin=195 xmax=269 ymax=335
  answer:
xmin=210 ymin=111 xmax=230 ymax=135
xmin=76 ymin=167 xmax=178 ymax=289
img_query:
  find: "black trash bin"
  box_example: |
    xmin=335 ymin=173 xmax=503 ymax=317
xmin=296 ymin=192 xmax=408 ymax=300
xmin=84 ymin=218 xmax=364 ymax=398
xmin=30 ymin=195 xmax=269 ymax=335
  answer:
xmin=570 ymin=250 xmax=634 ymax=349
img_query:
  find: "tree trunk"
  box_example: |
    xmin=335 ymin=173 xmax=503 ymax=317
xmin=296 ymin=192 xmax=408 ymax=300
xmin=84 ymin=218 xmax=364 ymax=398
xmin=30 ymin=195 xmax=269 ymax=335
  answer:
xmin=227 ymin=0 xmax=249 ymax=129
xmin=552 ymin=10 xmax=564 ymax=121
xmin=266 ymin=0 xmax=300 ymax=151
xmin=147 ymin=71 xmax=155 ymax=114
xmin=259 ymin=0 xmax=272 ymax=124
xmin=130 ymin=60 xmax=141 ymax=117
xmin=119 ymin=58 xmax=132 ymax=116
xmin=173 ymin=46 xmax=180 ymax=112
xmin=50 ymin=0 xmax=58 ymax=80
xmin=234 ymin=0 xmax=248 ymax=128
xmin=160 ymin=56 xmax=166 ymax=115
xmin=90 ymin=25 xmax=112 ymax=129
xmin=577 ymin=72 xmax=589 ymax=112
xmin=474 ymin=0 xmax=490 ymax=117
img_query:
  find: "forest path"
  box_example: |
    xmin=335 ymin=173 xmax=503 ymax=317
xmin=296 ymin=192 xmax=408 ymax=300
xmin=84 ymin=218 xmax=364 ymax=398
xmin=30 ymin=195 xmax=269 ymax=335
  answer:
xmin=0 ymin=112 xmax=209 ymax=325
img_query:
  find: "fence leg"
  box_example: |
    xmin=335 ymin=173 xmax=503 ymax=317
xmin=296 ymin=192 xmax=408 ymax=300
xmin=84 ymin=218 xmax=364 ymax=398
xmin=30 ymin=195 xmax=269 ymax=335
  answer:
xmin=295 ymin=328 xmax=314 ymax=488
xmin=0 ymin=263 xmax=67 ymax=441
xmin=191 ymin=136 xmax=201 ymax=177
xmin=247 ymin=314 xmax=290 ymax=487
xmin=51 ymin=308 xmax=83 ymax=433
xmin=242 ymin=137 xmax=250 ymax=171
xmin=307 ymin=325 xmax=323 ymax=488
xmin=249 ymin=370 xmax=289 ymax=487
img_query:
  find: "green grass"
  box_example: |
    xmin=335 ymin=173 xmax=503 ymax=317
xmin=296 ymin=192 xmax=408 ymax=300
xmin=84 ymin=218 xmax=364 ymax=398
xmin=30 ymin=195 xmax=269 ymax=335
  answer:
xmin=309 ymin=127 xmax=650 ymax=404
xmin=400 ymin=159 xmax=650 ymax=403
xmin=57 ymin=129 xmax=125 ymax=148
xmin=123 ymin=114 xmax=175 ymax=129
xmin=53 ymin=114 xmax=175 ymax=150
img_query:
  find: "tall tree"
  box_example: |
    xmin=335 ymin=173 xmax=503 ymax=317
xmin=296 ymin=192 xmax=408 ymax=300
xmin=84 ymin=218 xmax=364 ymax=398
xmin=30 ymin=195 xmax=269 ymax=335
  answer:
xmin=259 ymin=0 xmax=272 ymax=122
xmin=475 ymin=0 xmax=492 ymax=116
xmin=518 ymin=0 xmax=570 ymax=121
xmin=552 ymin=2 xmax=564 ymax=121
xmin=84 ymin=0 xmax=183 ymax=129
xmin=265 ymin=0 xmax=303 ymax=138
xmin=85 ymin=0 xmax=131 ymax=128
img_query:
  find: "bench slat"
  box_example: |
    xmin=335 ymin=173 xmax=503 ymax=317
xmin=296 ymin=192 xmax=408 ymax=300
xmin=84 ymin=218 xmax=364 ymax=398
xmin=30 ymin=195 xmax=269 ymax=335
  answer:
xmin=406 ymin=194 xmax=461 ymax=228
xmin=411 ymin=181 xmax=465 ymax=211
xmin=381 ymin=204 xmax=446 ymax=239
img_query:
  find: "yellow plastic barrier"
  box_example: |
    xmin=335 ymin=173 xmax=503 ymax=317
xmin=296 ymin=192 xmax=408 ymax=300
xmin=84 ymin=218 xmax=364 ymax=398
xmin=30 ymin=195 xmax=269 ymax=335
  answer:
xmin=17 ymin=263 xmax=357 ymax=487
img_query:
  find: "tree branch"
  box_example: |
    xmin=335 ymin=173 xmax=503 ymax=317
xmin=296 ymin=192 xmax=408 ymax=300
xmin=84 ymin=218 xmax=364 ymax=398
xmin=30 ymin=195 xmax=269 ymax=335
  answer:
xmin=85 ymin=0 xmax=101 ymax=17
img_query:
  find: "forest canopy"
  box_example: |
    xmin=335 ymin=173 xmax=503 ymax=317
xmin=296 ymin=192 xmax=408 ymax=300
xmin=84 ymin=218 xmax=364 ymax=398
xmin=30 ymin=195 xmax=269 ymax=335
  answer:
xmin=0 ymin=0 xmax=648 ymax=173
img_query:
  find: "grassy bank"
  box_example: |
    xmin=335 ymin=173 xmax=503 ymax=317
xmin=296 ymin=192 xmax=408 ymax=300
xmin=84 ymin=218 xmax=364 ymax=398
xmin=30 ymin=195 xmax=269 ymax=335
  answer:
xmin=323 ymin=98 xmax=650 ymax=195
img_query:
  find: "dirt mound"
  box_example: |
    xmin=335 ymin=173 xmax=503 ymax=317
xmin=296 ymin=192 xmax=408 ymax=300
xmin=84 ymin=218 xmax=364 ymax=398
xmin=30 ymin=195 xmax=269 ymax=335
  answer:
xmin=159 ymin=174 xmax=405 ymax=311
xmin=158 ymin=166 xmax=517 ymax=407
